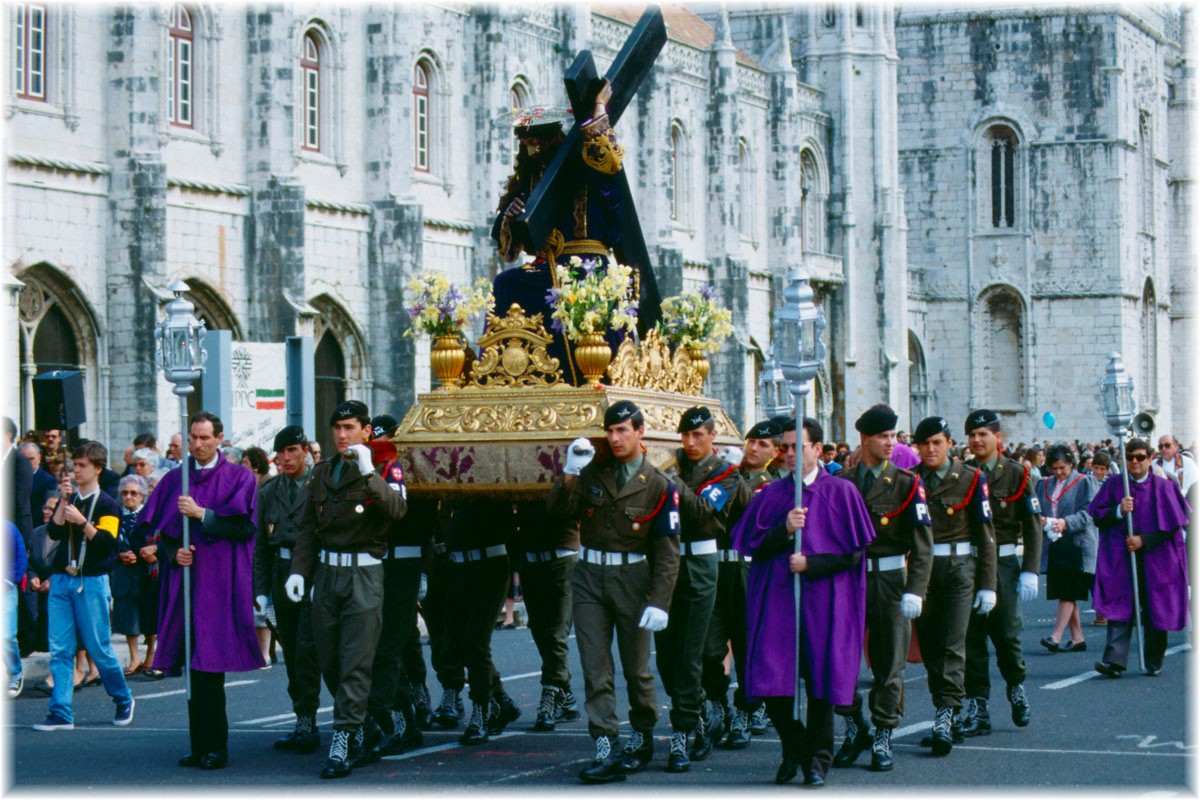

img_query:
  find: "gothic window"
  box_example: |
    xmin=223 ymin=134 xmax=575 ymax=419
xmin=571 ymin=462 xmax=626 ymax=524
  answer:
xmin=979 ymin=286 xmax=1025 ymax=408
xmin=13 ymin=4 xmax=46 ymax=101
xmin=737 ymin=139 xmax=754 ymax=239
xmin=314 ymin=331 xmax=346 ymax=458
xmin=799 ymin=149 xmax=823 ymax=253
xmin=855 ymin=6 xmax=865 ymax=27
xmin=300 ymin=31 xmax=321 ymax=150
xmin=510 ymin=80 xmax=529 ymax=160
xmin=1139 ymin=111 xmax=1153 ymax=234
xmin=908 ymin=331 xmax=928 ymax=425
xmin=984 ymin=125 xmax=1017 ymax=228
xmin=1141 ymin=279 xmax=1157 ymax=407
xmin=414 ymin=60 xmax=431 ymax=172
xmin=167 ymin=5 xmax=193 ymax=127
xmin=822 ymin=6 xmax=837 ymax=28
xmin=670 ymin=121 xmax=689 ymax=225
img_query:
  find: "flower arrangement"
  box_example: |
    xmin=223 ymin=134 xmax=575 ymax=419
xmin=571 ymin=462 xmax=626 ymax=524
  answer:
xmin=545 ymin=257 xmax=639 ymax=342
xmin=657 ymin=284 xmax=734 ymax=355
xmin=403 ymin=271 xmax=493 ymax=339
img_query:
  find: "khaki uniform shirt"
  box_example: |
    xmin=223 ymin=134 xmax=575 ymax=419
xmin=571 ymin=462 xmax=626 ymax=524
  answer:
xmin=839 ymin=460 xmax=935 ymax=598
xmin=966 ymin=455 xmax=1043 ymax=574
xmin=919 ymin=458 xmax=998 ymax=593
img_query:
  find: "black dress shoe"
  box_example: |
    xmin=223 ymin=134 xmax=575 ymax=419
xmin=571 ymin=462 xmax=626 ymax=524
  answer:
xmin=775 ymin=756 xmax=799 ymax=784
xmin=198 ymin=752 xmax=228 ymax=770
xmin=1063 ymin=640 xmax=1087 ymax=652
xmin=1145 ymin=666 xmax=1163 ymax=677
xmin=178 ymin=753 xmax=201 ymax=768
xmin=1094 ymin=660 xmax=1123 ymax=679
xmin=1039 ymin=637 xmax=1060 ymax=653
xmin=578 ymin=758 xmax=626 ymax=784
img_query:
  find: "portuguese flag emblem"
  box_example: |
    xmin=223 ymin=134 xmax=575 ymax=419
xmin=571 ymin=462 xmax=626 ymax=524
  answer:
xmin=256 ymin=389 xmax=285 ymax=410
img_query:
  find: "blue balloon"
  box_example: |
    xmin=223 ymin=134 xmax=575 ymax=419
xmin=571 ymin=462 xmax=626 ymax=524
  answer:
xmin=1042 ymin=412 xmax=1056 ymax=430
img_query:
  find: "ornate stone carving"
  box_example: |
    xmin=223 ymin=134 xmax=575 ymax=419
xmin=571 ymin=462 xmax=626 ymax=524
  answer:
xmin=18 ymin=283 xmax=44 ymax=323
xmin=467 ymin=304 xmax=563 ymax=389
xmin=606 ymin=329 xmax=704 ymax=395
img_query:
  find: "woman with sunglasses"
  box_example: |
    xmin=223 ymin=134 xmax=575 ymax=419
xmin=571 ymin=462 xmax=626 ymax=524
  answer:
xmin=113 ymin=475 xmax=151 ymax=675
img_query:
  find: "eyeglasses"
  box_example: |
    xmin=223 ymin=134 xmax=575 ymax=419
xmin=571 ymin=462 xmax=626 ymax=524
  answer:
xmin=1127 ymin=454 xmax=1149 ymax=462
xmin=120 ymin=489 xmax=142 ymax=495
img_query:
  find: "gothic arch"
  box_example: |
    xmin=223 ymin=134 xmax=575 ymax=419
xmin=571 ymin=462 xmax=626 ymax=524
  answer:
xmin=971 ymin=116 xmax=1026 ymax=231
xmin=798 ymin=141 xmax=828 ymax=254
xmin=1141 ymin=277 xmax=1157 ymax=408
xmin=183 ymin=277 xmax=242 ymax=339
xmin=908 ymin=330 xmax=929 ymax=426
xmin=310 ymin=292 xmax=369 ymax=396
xmin=669 ymin=119 xmax=692 ymax=228
xmin=412 ymin=48 xmax=449 ymax=178
xmin=975 ymin=284 xmax=1028 ymax=411
xmin=294 ymin=17 xmax=345 ymax=168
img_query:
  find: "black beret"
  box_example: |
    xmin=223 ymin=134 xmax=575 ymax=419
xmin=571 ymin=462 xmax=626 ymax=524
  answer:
xmin=371 ymin=414 xmax=399 ymax=441
xmin=604 ymin=400 xmax=641 ymax=428
xmin=913 ymin=416 xmax=951 ymax=444
xmin=677 ymin=406 xmax=714 ymax=433
xmin=771 ymin=415 xmax=797 ymax=433
xmin=272 ymin=425 xmax=308 ymax=452
xmin=745 ymin=420 xmax=783 ymax=441
xmin=855 ymin=405 xmax=899 ymax=437
xmin=330 ymin=400 xmax=370 ymax=427
xmin=964 ymin=408 xmax=1000 ymax=435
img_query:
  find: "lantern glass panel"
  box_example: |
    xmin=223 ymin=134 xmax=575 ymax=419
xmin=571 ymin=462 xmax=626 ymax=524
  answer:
xmin=778 ymin=320 xmax=800 ymax=365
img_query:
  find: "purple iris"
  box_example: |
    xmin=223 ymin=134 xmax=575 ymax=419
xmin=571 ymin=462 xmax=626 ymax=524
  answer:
xmin=699 ymin=284 xmax=717 ymax=302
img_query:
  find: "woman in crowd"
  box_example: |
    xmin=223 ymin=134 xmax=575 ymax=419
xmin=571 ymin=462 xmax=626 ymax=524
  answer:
xmin=1036 ymin=444 xmax=1099 ymax=652
xmin=112 ymin=475 xmax=149 ymax=675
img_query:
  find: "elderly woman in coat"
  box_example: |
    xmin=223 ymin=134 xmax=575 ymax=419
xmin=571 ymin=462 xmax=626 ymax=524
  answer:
xmin=1036 ymin=443 xmax=1099 ymax=652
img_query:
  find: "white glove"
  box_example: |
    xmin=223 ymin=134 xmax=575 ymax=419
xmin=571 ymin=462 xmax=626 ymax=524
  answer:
xmin=348 ymin=444 xmax=374 ymax=476
xmin=418 ymin=572 xmax=428 ymax=603
xmin=564 ymin=437 xmax=595 ymax=476
xmin=254 ymin=595 xmax=268 ymax=613
xmin=719 ymin=446 xmax=744 ymax=467
xmin=638 ymin=606 xmax=669 ymax=632
xmin=899 ymin=593 xmax=923 ymax=620
xmin=973 ymin=589 xmax=997 ymax=615
xmin=285 ymin=574 xmax=305 ymax=603
xmin=1018 ymin=571 xmax=1038 ymax=603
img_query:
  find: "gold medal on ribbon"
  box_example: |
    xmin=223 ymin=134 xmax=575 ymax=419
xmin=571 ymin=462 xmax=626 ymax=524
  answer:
xmin=355 ymin=504 xmax=365 ymax=514
xmin=880 ymin=517 xmax=889 ymax=527
xmin=631 ymin=522 xmax=641 ymax=532
xmin=946 ymin=508 xmax=955 ymax=516
xmin=1000 ymin=501 xmax=1007 ymax=508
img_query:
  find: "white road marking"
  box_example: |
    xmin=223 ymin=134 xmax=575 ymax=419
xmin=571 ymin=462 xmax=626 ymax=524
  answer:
xmin=380 ymin=730 xmax=524 ymax=761
xmin=481 ymin=757 xmax=592 ymax=784
xmin=1041 ymin=643 xmax=1190 ymax=690
xmin=895 ymin=742 xmax=1192 ymax=758
xmin=238 ymin=705 xmax=333 ymax=726
xmin=136 ymin=679 xmax=256 ymax=700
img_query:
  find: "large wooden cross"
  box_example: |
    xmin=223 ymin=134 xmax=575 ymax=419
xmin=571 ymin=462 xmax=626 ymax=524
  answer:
xmin=509 ymin=6 xmax=666 ymax=335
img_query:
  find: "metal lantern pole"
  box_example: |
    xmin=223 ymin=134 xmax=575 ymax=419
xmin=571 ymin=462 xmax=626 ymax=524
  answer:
xmin=155 ymin=282 xmax=208 ymax=699
xmin=775 ymin=268 xmax=827 ymax=719
xmin=1099 ymin=352 xmax=1144 ymax=671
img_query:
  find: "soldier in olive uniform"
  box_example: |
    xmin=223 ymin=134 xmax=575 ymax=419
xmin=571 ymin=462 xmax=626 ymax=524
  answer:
xmin=911 ymin=416 xmax=997 ymax=756
xmin=254 ymin=425 xmax=322 ymax=754
xmin=362 ymin=415 xmax=428 ymax=759
xmin=700 ymin=419 xmax=781 ymax=752
xmin=444 ymin=498 xmax=522 ymax=746
xmin=830 ymin=405 xmax=934 ymax=772
xmin=657 ymin=406 xmax=747 ymax=772
xmin=547 ymin=400 xmax=681 ymax=784
xmin=961 ymin=409 xmax=1042 ymax=735
xmin=512 ymin=502 xmax=582 ymax=731
xmin=286 ymin=401 xmax=408 ymax=779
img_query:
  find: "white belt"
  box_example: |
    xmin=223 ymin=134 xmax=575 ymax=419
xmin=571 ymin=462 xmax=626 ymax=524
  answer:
xmin=433 ymin=542 xmax=448 ymax=555
xmin=997 ymin=543 xmax=1023 ymax=558
xmin=448 ymin=545 xmax=507 ymax=563
xmin=277 ymin=547 xmax=293 ymax=560
xmin=718 ymin=549 xmax=750 ymax=563
xmin=319 ymin=550 xmax=382 ymax=568
xmin=385 ymin=545 xmax=423 ymax=560
xmin=525 ymin=548 xmax=577 ymax=563
xmin=681 ymin=539 xmax=718 ymax=557
xmin=867 ymin=554 xmax=907 ymax=572
xmin=581 ymin=547 xmax=646 ymax=566
xmin=932 ymin=542 xmax=976 ymax=557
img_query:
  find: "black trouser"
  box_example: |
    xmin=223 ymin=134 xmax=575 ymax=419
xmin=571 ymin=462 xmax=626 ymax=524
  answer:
xmin=272 ymin=557 xmax=321 ymax=717
xmin=188 ymin=669 xmax=229 ymax=756
xmin=1103 ymin=554 xmax=1169 ymax=670
xmin=655 ymin=552 xmax=718 ymax=731
xmin=765 ymin=694 xmax=834 ymax=780
xmin=701 ymin=559 xmax=751 ymax=711
xmin=964 ymin=554 xmax=1026 ymax=697
xmin=447 ymin=553 xmax=510 ymax=706
xmin=425 ymin=553 xmax=464 ymax=692
xmin=403 ymin=619 xmax=427 ymax=686
xmin=368 ymin=555 xmax=423 ymax=719
xmin=915 ymin=554 xmax=975 ymax=709
xmin=835 ymin=567 xmax=909 ymax=729
xmin=521 ymin=551 xmax=577 ymax=690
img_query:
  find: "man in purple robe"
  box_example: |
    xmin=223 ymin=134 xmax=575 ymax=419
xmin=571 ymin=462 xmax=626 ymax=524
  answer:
xmin=731 ymin=417 xmax=875 ymax=787
xmin=1088 ymin=438 xmax=1190 ymax=678
xmin=136 ymin=411 xmax=263 ymax=769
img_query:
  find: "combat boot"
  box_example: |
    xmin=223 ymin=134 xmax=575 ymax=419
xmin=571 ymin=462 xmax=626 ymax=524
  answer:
xmin=620 ymin=729 xmax=654 ymax=773
xmin=1007 ymin=683 xmax=1030 ymax=727
xmin=832 ymin=709 xmax=872 ymax=767
xmin=724 ymin=708 xmax=751 ymax=749
xmin=962 ymin=697 xmax=991 ymax=737
xmin=381 ymin=707 xmax=423 ymax=755
xmin=557 ymin=686 xmax=581 ymax=722
xmin=870 ymin=727 xmax=893 ymax=772
xmin=929 ymin=706 xmax=954 ymax=756
xmin=320 ymin=730 xmax=353 ymax=779
xmin=274 ymin=714 xmax=320 ymax=754
xmin=749 ymin=704 xmax=769 ymax=735
xmin=487 ymin=693 xmax=521 ymax=736
xmin=411 ymin=682 xmax=434 ymax=730
xmin=534 ymin=685 xmax=561 ymax=732
xmin=666 ymin=730 xmax=691 ymax=773
xmin=688 ymin=708 xmax=713 ymax=762
xmin=578 ymin=735 xmax=625 ymax=784
xmin=355 ymin=714 xmax=385 ymax=766
xmin=460 ymin=702 xmax=489 ymax=745
xmin=432 ymin=687 xmax=461 ymax=729
xmin=922 ymin=705 xmax=966 ymax=747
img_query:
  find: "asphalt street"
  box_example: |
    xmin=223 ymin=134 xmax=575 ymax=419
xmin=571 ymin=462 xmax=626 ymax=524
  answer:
xmin=7 ymin=595 xmax=1193 ymax=791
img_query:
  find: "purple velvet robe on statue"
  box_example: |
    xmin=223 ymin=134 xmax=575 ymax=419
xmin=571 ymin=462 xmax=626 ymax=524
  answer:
xmin=139 ymin=457 xmax=264 ymax=673
xmin=1087 ymin=473 xmax=1190 ymax=631
xmin=730 ymin=469 xmax=875 ymax=705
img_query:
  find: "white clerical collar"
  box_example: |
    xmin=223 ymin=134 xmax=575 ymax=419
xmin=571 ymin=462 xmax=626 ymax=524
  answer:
xmin=195 ymin=455 xmax=220 ymax=470
xmin=1133 ymin=473 xmax=1150 ymax=484
xmin=803 ymin=467 xmax=821 ymax=486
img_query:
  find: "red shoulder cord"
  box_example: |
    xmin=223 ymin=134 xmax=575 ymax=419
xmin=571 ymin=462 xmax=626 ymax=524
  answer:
xmin=947 ymin=469 xmax=982 ymax=513
xmin=696 ymin=463 xmax=739 ymax=495
xmin=880 ymin=475 xmax=921 ymax=522
xmin=998 ymin=463 xmax=1030 ymax=504
xmin=632 ymin=489 xmax=670 ymax=526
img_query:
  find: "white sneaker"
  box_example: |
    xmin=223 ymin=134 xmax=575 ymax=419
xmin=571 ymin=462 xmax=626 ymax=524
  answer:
xmin=7 ymin=674 xmax=23 ymax=698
